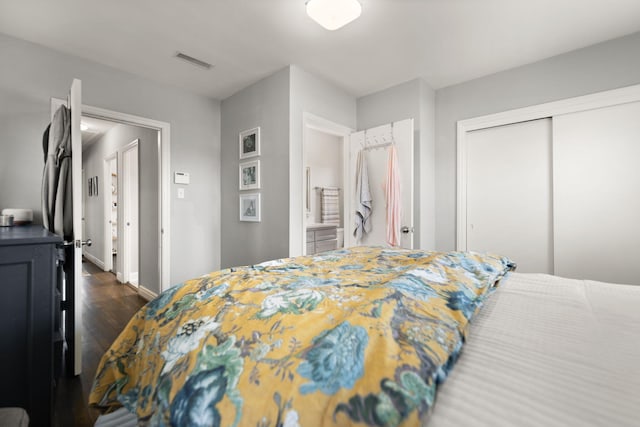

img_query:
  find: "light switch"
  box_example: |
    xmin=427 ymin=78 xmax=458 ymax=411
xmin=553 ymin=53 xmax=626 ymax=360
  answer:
xmin=177 ymin=188 xmax=185 ymax=199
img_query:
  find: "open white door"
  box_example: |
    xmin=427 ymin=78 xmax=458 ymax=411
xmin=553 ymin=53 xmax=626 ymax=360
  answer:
xmin=69 ymin=79 xmax=83 ymax=375
xmin=49 ymin=79 xmax=83 ymax=376
xmin=348 ymin=119 xmax=414 ymax=249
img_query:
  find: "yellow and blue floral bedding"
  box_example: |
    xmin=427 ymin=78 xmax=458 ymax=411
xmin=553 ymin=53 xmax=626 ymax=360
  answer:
xmin=89 ymin=246 xmax=514 ymax=426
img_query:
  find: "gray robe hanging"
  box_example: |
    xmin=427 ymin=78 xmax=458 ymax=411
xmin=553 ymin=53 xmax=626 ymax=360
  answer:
xmin=42 ymin=105 xmax=73 ymax=240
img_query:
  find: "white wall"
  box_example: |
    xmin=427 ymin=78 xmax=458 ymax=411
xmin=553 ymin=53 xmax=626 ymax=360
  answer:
xmin=435 ymin=31 xmax=640 ymax=251
xmin=356 ymin=78 xmax=436 ymax=249
xmin=82 ymin=124 xmax=160 ymax=293
xmin=305 ymin=128 xmax=343 ymax=226
xmin=0 ymin=32 xmax=221 ymax=285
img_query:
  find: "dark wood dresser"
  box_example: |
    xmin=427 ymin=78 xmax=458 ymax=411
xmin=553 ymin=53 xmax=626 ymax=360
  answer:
xmin=0 ymin=225 xmax=63 ymax=427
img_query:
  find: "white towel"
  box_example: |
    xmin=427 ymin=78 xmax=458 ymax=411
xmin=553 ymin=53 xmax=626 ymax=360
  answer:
xmin=353 ymin=150 xmax=372 ymax=241
xmin=321 ymin=187 xmax=340 ymax=225
xmin=385 ymin=145 xmax=401 ymax=247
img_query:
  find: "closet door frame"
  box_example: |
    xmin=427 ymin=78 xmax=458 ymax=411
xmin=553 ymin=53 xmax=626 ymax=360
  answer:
xmin=456 ymin=83 xmax=640 ymax=251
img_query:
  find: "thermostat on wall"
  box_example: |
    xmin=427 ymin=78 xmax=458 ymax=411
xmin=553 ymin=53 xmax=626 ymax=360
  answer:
xmin=174 ymin=172 xmax=190 ymax=185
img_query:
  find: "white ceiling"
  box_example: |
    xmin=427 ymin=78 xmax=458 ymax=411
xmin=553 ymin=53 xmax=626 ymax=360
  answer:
xmin=81 ymin=116 xmax=117 ymax=148
xmin=2 ymin=0 xmax=640 ymax=99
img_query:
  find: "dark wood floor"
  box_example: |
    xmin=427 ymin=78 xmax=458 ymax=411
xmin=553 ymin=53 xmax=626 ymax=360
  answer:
xmin=54 ymin=260 xmax=147 ymax=427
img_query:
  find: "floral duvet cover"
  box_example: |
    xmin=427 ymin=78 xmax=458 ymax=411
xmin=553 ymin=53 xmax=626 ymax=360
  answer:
xmin=89 ymin=246 xmax=514 ymax=426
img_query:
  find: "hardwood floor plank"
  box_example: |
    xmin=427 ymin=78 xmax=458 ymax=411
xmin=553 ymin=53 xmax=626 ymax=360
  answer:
xmin=54 ymin=260 xmax=147 ymax=427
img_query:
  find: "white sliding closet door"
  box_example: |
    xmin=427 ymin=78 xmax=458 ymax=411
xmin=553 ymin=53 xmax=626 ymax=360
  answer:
xmin=553 ymin=102 xmax=640 ymax=285
xmin=466 ymin=119 xmax=553 ymax=273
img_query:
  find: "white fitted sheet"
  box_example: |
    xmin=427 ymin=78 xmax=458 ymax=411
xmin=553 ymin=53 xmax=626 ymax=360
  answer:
xmin=429 ymin=273 xmax=640 ymax=427
xmin=95 ymin=273 xmax=640 ymax=427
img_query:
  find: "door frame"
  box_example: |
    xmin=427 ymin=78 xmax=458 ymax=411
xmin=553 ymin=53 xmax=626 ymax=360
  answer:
xmin=456 ymin=83 xmax=640 ymax=251
xmin=52 ymin=98 xmax=171 ymax=293
xmin=103 ymin=152 xmax=118 ymax=273
xmin=301 ymin=113 xmax=353 ymax=254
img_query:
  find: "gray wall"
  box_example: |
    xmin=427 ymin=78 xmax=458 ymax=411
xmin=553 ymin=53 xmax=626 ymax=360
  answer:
xmin=220 ymin=65 xmax=357 ymax=267
xmin=289 ymin=65 xmax=357 ymax=256
xmin=220 ymin=67 xmax=291 ymax=268
xmin=82 ymin=124 xmax=160 ymax=294
xmin=435 ymin=31 xmax=640 ymax=251
xmin=356 ymin=78 xmax=436 ymax=249
xmin=0 ymin=32 xmax=221 ymax=285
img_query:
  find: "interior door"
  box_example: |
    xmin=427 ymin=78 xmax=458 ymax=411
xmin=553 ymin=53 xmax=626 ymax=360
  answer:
xmin=122 ymin=140 xmax=139 ymax=286
xmin=50 ymin=80 xmax=83 ymax=376
xmin=465 ymin=118 xmax=553 ymax=273
xmin=348 ymin=119 xmax=414 ymax=249
xmin=553 ymin=102 xmax=640 ymax=285
xmin=69 ymin=79 xmax=83 ymax=375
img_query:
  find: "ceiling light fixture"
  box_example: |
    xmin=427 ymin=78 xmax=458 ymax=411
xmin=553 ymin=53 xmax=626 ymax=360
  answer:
xmin=80 ymin=123 xmax=89 ymax=131
xmin=306 ymin=0 xmax=362 ymax=31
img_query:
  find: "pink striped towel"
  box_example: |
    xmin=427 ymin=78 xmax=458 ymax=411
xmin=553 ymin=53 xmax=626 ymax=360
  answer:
xmin=385 ymin=145 xmax=401 ymax=247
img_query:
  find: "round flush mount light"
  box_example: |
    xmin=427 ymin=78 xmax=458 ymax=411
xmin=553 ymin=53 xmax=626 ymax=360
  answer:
xmin=306 ymin=0 xmax=362 ymax=31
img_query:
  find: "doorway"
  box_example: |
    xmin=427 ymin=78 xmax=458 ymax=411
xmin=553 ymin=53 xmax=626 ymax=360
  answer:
xmin=302 ymin=114 xmax=352 ymax=255
xmin=103 ymin=153 xmax=118 ymax=273
xmin=81 ymin=119 xmax=157 ymax=296
xmin=61 ymin=98 xmax=171 ymax=298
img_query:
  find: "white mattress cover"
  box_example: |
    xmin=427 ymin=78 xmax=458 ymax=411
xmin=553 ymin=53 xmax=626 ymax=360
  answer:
xmin=429 ymin=273 xmax=640 ymax=427
xmin=95 ymin=273 xmax=640 ymax=427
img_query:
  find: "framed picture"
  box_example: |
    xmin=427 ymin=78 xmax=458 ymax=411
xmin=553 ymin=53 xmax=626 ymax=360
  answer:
xmin=240 ymin=193 xmax=261 ymax=222
xmin=239 ymin=127 xmax=260 ymax=159
xmin=239 ymin=160 xmax=260 ymax=190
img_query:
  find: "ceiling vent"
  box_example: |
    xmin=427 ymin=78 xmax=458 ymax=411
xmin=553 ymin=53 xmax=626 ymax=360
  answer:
xmin=175 ymin=52 xmax=213 ymax=70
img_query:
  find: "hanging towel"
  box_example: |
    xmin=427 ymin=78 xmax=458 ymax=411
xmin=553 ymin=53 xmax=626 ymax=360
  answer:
xmin=42 ymin=104 xmax=73 ymax=240
xmin=353 ymin=150 xmax=372 ymax=241
xmin=385 ymin=145 xmax=401 ymax=247
xmin=321 ymin=187 xmax=340 ymax=225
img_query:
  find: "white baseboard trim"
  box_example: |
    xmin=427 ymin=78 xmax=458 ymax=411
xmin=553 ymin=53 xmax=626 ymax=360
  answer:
xmin=130 ymin=272 xmax=139 ymax=285
xmin=84 ymin=252 xmax=105 ymax=270
xmin=117 ymin=272 xmax=124 ymax=283
xmin=138 ymin=285 xmax=157 ymax=301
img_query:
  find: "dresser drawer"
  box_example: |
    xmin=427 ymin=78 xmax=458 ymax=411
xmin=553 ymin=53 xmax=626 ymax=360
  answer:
xmin=315 ymin=239 xmax=337 ymax=253
xmin=306 ymin=242 xmax=315 ymax=255
xmin=315 ymin=228 xmax=337 ymax=241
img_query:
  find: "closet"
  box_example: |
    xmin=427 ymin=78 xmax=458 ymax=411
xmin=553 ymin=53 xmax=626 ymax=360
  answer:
xmin=458 ymin=86 xmax=640 ymax=285
xmin=465 ymin=118 xmax=553 ymax=274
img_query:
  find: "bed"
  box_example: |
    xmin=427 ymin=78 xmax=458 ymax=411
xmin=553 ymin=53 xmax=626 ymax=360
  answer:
xmin=90 ymin=247 xmax=640 ymax=426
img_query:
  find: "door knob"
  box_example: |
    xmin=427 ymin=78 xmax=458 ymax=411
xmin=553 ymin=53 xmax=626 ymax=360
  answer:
xmin=401 ymin=226 xmax=414 ymax=234
xmin=74 ymin=239 xmax=92 ymax=248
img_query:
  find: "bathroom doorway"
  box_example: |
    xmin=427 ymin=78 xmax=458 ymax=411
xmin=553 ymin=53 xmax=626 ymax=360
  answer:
xmin=302 ymin=114 xmax=352 ymax=255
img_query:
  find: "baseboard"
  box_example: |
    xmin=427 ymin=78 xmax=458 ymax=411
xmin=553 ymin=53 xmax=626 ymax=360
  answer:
xmin=117 ymin=272 xmax=123 ymax=283
xmin=138 ymin=285 xmax=157 ymax=301
xmin=83 ymin=252 xmax=105 ymax=270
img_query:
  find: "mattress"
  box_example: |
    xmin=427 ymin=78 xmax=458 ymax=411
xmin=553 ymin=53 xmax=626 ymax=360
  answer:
xmin=429 ymin=273 xmax=640 ymax=427
xmin=95 ymin=272 xmax=640 ymax=427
